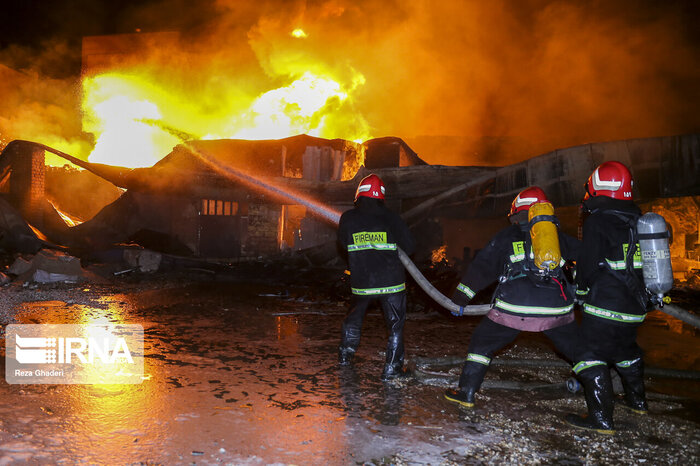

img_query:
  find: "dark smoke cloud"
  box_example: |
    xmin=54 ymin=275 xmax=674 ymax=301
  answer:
xmin=1 ymin=0 xmax=698 ymax=165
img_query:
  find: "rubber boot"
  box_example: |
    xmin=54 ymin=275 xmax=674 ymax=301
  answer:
xmin=444 ymin=361 xmax=488 ymax=408
xmin=381 ymin=334 xmax=409 ymax=381
xmin=565 ymin=367 xmax=616 ymax=434
xmin=381 ymin=364 xmax=410 ymax=381
xmin=338 ymin=346 xmax=355 ymax=366
xmin=339 ymin=319 xmax=362 ymax=367
xmin=616 ymin=360 xmax=648 ymax=414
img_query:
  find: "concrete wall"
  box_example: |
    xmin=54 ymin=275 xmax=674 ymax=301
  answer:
xmin=438 ymin=134 xmax=700 ymax=220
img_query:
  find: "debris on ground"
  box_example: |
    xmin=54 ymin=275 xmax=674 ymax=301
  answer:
xmin=123 ymin=248 xmax=162 ymax=273
xmin=8 ymin=249 xmax=84 ymax=284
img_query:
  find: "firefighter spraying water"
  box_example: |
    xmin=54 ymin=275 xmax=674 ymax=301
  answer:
xmin=444 ymin=187 xmax=581 ymax=408
xmin=336 ymin=174 xmax=415 ymax=380
xmin=175 ymin=143 xmax=699 ymax=335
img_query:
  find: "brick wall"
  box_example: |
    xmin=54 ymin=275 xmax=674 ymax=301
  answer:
xmin=245 ymin=203 xmax=281 ymax=257
xmin=7 ymin=141 xmax=45 ymax=227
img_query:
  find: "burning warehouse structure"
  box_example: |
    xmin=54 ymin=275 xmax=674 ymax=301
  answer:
xmin=69 ymin=134 xmax=427 ymax=259
xmin=0 ymin=135 xmax=432 ymax=260
xmin=0 ymin=132 xmax=698 ymax=285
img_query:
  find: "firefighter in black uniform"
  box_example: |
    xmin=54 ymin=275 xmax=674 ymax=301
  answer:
xmin=337 ymin=174 xmax=416 ymax=380
xmin=444 ymin=186 xmax=580 ymax=408
xmin=565 ymin=161 xmax=648 ymax=434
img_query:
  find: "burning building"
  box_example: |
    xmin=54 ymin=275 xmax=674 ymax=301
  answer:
xmin=1 ymin=131 xmax=698 ymax=287
xmin=72 ymin=134 xmax=366 ymax=259
xmin=0 ymin=134 xmax=434 ymax=260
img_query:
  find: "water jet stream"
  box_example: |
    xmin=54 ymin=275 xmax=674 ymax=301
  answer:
xmin=180 ymin=141 xmax=487 ymax=315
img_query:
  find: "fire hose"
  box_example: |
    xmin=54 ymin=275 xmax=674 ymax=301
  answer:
xmin=410 ymin=355 xmax=700 ymax=395
xmin=658 ymin=303 xmax=700 ymax=329
xmin=397 ymin=248 xmax=490 ymax=316
xmin=398 ymin=247 xmax=700 ymax=329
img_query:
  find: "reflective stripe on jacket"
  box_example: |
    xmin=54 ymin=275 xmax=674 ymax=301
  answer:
xmin=453 ymin=223 xmax=580 ymax=322
xmin=338 ymin=197 xmax=415 ymax=295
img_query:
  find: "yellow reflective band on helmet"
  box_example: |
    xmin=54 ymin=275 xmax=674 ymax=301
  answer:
xmin=466 ymin=353 xmax=491 ymax=366
xmin=573 ymin=360 xmax=606 ymax=374
xmin=583 ymin=304 xmax=646 ymax=323
xmin=576 ymin=288 xmax=589 ymax=296
xmin=351 ymin=283 xmax=406 ymax=295
xmin=456 ymin=283 xmax=475 ymax=299
xmin=495 ymin=299 xmax=573 ymax=315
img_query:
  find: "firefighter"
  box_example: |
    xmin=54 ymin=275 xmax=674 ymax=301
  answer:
xmin=337 ymin=174 xmax=416 ymax=380
xmin=565 ymin=161 xmax=648 ymax=434
xmin=444 ymin=186 xmax=580 ymax=408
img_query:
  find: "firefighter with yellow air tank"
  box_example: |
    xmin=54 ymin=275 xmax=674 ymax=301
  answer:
xmin=444 ymin=186 xmax=581 ymax=408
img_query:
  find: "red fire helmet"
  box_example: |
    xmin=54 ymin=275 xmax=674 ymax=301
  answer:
xmin=509 ymin=186 xmax=549 ymax=216
xmin=355 ymin=174 xmax=386 ymax=201
xmin=584 ymin=161 xmax=634 ymax=200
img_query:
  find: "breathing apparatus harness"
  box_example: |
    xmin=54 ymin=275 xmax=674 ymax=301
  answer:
xmin=495 ymin=218 xmax=571 ymax=303
xmin=595 ymin=208 xmax=654 ymax=310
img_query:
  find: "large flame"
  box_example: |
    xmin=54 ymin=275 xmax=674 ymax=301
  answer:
xmin=82 ymin=75 xmax=180 ymax=167
xmin=82 ymin=64 xmax=370 ymax=168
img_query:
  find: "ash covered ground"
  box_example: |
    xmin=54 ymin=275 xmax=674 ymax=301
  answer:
xmin=0 ymin=266 xmax=698 ymax=465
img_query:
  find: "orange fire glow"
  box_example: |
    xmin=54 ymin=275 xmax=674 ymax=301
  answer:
xmin=431 ymin=245 xmax=448 ymax=265
xmin=2 ymin=2 xmax=697 ymax=170
xmin=82 ymin=45 xmax=371 ymax=168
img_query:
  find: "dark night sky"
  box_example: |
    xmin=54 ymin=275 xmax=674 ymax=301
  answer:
xmin=1 ymin=0 xmax=220 ymax=77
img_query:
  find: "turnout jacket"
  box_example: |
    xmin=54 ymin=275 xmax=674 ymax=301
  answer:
xmin=453 ymin=222 xmax=580 ymax=331
xmin=337 ymin=198 xmax=415 ymax=296
xmin=576 ymin=196 xmax=646 ymax=326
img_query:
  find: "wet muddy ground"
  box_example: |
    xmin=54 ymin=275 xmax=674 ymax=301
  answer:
xmin=0 ymin=275 xmax=698 ymax=465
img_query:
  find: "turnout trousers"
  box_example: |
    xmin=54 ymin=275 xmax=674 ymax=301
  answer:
xmin=566 ymin=314 xmax=647 ymax=432
xmin=572 ymin=314 xmax=647 ymax=413
xmin=458 ymin=316 xmax=578 ymax=392
xmin=340 ymin=292 xmax=407 ymax=371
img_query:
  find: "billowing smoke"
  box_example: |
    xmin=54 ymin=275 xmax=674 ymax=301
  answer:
xmin=0 ymin=47 xmax=89 ymax=165
xmin=1 ymin=0 xmax=698 ymax=166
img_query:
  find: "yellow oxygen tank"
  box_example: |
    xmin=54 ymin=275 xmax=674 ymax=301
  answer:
xmin=528 ymin=202 xmax=561 ymax=272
